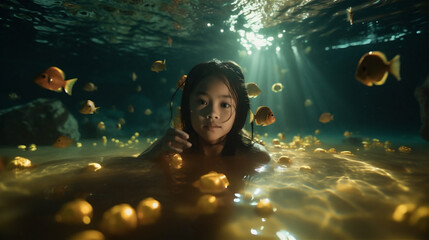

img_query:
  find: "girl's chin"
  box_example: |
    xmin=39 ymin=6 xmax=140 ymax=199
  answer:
xmin=199 ymin=135 xmax=225 ymax=145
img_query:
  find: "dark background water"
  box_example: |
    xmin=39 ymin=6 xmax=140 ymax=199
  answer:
xmin=0 ymin=0 xmax=428 ymax=141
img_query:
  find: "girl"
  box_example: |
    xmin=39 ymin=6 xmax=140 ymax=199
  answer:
xmin=139 ymin=59 xmax=270 ymax=192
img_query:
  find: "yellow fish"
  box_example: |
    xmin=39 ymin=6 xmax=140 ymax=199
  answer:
xmin=355 ymin=51 xmax=401 ymax=86
xmin=83 ymin=82 xmax=97 ymax=92
xmin=144 ymin=108 xmax=152 ymax=115
xmin=80 ymin=100 xmax=99 ymax=114
xmin=319 ymin=112 xmax=334 ymax=123
xmin=246 ymin=82 xmax=261 ymax=98
xmin=53 ymin=136 xmax=73 ymax=148
xmin=34 ymin=67 xmax=77 ymax=95
xmin=176 ymin=75 xmax=187 ymax=90
xmin=151 ymin=60 xmax=166 ymax=72
xmin=132 ymin=72 xmax=137 ymax=81
xmin=272 ymin=83 xmax=283 ymax=93
xmin=304 ymin=99 xmax=312 ymax=107
xmin=97 ymin=121 xmax=105 ymax=130
xmin=250 ymin=106 xmax=276 ymax=126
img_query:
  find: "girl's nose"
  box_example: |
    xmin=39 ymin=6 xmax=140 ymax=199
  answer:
xmin=206 ymin=114 xmax=219 ymax=120
xmin=205 ymin=105 xmax=220 ymax=120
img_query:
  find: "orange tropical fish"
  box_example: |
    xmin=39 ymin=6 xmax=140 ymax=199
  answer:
xmin=250 ymin=106 xmax=276 ymax=126
xmin=151 ymin=60 xmax=166 ymax=72
xmin=80 ymin=100 xmax=99 ymax=114
xmin=319 ymin=113 xmax=334 ymax=123
xmin=34 ymin=67 xmax=77 ymax=95
xmin=53 ymin=136 xmax=73 ymax=148
xmin=355 ymin=51 xmax=401 ymax=87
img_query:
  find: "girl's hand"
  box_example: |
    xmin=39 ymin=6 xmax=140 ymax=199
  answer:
xmin=160 ymin=128 xmax=192 ymax=154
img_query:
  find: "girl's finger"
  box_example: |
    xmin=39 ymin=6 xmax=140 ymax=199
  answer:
xmin=167 ymin=141 xmax=183 ymax=153
xmin=172 ymin=128 xmax=189 ymax=140
xmin=173 ymin=136 xmax=192 ymax=148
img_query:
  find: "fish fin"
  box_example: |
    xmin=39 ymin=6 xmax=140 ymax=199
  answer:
xmin=164 ymin=59 xmax=167 ymax=71
xmin=55 ymin=88 xmax=62 ymax=92
xmin=389 ymin=55 xmax=401 ymax=81
xmin=374 ymin=72 xmax=389 ymax=85
xmin=346 ymin=7 xmax=352 ymax=20
xmin=57 ymin=67 xmax=66 ymax=79
xmin=372 ymin=51 xmax=388 ymax=64
xmin=249 ymin=110 xmax=254 ymax=124
xmin=64 ymin=78 xmax=78 ymax=95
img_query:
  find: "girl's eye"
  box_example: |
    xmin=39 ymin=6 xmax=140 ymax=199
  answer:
xmin=221 ymin=103 xmax=231 ymax=108
xmin=198 ymin=99 xmax=207 ymax=105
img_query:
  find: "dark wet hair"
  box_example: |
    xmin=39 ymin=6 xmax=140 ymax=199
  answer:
xmin=172 ymin=59 xmax=253 ymax=156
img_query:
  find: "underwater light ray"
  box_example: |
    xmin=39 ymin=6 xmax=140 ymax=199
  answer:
xmin=291 ymin=45 xmax=348 ymax=133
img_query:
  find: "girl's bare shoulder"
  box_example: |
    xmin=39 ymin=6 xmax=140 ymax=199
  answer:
xmin=237 ymin=142 xmax=271 ymax=164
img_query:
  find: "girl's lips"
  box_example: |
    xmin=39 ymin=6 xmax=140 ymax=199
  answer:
xmin=204 ymin=125 xmax=221 ymax=130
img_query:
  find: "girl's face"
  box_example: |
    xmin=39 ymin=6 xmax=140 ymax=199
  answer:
xmin=189 ymin=76 xmax=237 ymax=144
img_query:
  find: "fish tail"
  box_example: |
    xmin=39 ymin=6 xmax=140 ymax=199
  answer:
xmin=389 ymin=55 xmax=401 ymax=81
xmin=64 ymin=78 xmax=78 ymax=95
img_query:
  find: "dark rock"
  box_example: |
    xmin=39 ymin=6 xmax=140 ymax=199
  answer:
xmin=415 ymin=76 xmax=429 ymax=142
xmin=0 ymin=98 xmax=80 ymax=145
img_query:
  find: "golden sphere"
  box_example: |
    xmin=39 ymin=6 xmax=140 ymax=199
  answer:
xmin=197 ymin=194 xmax=218 ymax=214
xmin=100 ymin=204 xmax=137 ymax=235
xmin=68 ymin=230 xmax=105 ymax=240
xmin=137 ymin=197 xmax=161 ymax=225
xmin=255 ymin=198 xmax=274 ymax=218
xmin=55 ymin=199 xmax=93 ymax=225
